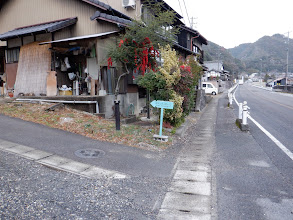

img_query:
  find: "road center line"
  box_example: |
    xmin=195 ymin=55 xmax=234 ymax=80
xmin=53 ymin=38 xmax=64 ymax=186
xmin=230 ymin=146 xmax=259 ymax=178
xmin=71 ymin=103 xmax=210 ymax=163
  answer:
xmin=233 ymin=87 xmax=293 ymax=161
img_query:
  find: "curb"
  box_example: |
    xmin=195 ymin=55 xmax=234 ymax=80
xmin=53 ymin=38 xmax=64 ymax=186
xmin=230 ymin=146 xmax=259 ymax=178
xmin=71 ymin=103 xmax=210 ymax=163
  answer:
xmin=0 ymin=139 xmax=127 ymax=179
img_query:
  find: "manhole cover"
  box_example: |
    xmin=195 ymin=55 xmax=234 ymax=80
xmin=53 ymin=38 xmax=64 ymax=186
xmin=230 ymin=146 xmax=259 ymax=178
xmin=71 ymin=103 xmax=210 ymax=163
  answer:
xmin=75 ymin=149 xmax=105 ymax=158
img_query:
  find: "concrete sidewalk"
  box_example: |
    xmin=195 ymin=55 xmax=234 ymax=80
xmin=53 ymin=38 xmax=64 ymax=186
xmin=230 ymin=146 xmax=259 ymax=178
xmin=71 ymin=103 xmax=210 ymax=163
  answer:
xmin=157 ymin=95 xmax=219 ymax=220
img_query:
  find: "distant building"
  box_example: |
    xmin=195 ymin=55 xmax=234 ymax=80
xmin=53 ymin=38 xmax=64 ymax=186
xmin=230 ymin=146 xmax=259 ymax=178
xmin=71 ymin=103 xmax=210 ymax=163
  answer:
xmin=266 ymin=77 xmax=286 ymax=87
xmin=203 ymin=61 xmax=228 ymax=81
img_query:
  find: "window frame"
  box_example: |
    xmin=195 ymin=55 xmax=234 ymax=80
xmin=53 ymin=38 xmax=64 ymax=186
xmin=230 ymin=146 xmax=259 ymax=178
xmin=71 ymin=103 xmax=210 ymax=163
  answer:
xmin=5 ymin=47 xmax=20 ymax=64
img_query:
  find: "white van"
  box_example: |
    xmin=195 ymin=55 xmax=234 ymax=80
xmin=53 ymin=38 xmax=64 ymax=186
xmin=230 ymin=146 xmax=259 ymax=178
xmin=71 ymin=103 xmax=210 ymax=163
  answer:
xmin=202 ymin=82 xmax=218 ymax=95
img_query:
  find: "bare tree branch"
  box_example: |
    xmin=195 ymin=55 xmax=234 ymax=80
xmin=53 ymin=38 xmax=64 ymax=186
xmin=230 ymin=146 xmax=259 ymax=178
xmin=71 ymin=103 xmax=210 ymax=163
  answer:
xmin=114 ymin=62 xmax=130 ymax=99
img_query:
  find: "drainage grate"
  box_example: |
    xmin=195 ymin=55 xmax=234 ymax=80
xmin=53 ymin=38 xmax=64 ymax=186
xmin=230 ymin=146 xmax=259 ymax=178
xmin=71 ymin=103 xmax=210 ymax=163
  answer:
xmin=75 ymin=149 xmax=105 ymax=158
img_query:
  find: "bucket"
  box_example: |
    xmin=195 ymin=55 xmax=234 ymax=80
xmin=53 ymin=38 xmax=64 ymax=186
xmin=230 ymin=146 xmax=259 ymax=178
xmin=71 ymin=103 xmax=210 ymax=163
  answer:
xmin=59 ymin=90 xmax=72 ymax=96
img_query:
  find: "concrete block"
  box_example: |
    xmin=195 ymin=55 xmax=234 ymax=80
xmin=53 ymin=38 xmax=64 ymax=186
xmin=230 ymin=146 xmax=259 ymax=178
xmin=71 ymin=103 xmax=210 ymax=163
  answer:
xmin=157 ymin=209 xmax=211 ymax=220
xmin=176 ymin=162 xmax=210 ymax=172
xmin=170 ymin=180 xmax=211 ymax=196
xmin=5 ymin=145 xmax=34 ymax=154
xmin=80 ymin=166 xmax=127 ymax=179
xmin=58 ymin=161 xmax=91 ymax=173
xmin=174 ymin=170 xmax=209 ymax=182
xmin=161 ymin=192 xmax=211 ymax=213
xmin=153 ymin=134 xmax=168 ymax=142
xmin=0 ymin=140 xmax=18 ymax=149
xmin=37 ymin=155 xmax=72 ymax=166
xmin=240 ymin=123 xmax=249 ymax=131
xmin=22 ymin=149 xmax=54 ymax=160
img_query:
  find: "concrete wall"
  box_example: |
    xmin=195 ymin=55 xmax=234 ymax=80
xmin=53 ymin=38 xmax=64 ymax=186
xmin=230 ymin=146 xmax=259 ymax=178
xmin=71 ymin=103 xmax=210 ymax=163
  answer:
xmin=101 ymin=93 xmax=141 ymax=118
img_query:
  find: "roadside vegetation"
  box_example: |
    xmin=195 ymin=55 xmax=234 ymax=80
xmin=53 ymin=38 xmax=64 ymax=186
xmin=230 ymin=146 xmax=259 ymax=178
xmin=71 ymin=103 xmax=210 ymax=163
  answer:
xmin=0 ymin=101 xmax=172 ymax=151
xmin=108 ymin=0 xmax=203 ymax=128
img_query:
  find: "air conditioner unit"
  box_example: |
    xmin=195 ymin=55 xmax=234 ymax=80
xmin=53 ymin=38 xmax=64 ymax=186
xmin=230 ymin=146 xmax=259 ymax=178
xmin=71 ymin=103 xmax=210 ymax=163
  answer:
xmin=122 ymin=0 xmax=136 ymax=9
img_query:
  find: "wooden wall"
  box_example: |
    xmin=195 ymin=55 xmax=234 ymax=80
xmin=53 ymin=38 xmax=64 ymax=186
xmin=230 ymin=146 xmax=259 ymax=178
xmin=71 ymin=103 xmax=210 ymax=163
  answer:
xmin=0 ymin=0 xmax=119 ymax=41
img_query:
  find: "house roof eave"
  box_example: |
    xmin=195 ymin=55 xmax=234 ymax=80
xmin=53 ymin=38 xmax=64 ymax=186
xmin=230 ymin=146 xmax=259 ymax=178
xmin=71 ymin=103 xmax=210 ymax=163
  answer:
xmin=0 ymin=17 xmax=78 ymax=41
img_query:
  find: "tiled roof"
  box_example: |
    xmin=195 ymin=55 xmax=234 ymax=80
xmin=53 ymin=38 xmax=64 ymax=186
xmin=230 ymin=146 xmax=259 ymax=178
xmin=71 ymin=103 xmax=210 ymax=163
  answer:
xmin=0 ymin=17 xmax=77 ymax=40
xmin=90 ymin=11 xmax=132 ymax=26
xmin=82 ymin=0 xmax=131 ymax=20
xmin=180 ymin=25 xmax=208 ymax=45
xmin=204 ymin=61 xmax=224 ymax=71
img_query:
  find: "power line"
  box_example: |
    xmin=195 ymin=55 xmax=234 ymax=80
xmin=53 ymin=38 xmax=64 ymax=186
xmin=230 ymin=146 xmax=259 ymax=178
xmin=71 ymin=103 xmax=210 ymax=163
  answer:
xmin=182 ymin=0 xmax=191 ymax=27
xmin=177 ymin=0 xmax=186 ymax=24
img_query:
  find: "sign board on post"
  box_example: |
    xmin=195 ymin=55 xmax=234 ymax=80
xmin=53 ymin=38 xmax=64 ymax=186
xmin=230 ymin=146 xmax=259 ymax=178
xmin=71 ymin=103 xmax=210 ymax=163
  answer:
xmin=150 ymin=100 xmax=174 ymax=141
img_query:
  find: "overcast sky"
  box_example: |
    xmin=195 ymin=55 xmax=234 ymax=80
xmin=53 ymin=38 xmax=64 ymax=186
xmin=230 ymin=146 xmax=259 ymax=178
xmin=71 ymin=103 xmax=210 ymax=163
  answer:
xmin=164 ymin=0 xmax=292 ymax=49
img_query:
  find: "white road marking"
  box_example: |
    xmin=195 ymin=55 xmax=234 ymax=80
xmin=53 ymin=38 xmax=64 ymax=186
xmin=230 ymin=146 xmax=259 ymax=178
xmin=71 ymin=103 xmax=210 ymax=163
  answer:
xmin=247 ymin=115 xmax=293 ymax=161
xmin=232 ymin=87 xmax=293 ymax=161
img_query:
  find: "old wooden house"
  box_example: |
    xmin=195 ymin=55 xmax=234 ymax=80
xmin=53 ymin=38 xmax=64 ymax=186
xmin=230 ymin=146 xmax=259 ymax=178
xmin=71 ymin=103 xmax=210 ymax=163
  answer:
xmin=0 ymin=0 xmax=207 ymax=118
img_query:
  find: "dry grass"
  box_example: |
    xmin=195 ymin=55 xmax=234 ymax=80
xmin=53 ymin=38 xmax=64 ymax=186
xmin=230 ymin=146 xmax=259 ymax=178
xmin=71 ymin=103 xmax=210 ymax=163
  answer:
xmin=0 ymin=101 xmax=174 ymax=151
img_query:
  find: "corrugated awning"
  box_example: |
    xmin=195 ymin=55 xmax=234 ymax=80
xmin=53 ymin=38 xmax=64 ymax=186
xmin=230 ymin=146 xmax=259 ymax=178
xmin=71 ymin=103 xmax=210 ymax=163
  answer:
xmin=39 ymin=31 xmax=119 ymax=45
xmin=0 ymin=17 xmax=78 ymax=41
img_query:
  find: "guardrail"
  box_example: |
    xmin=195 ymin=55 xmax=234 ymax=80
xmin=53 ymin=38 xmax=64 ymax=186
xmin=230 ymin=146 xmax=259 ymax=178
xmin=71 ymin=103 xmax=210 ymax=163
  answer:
xmin=227 ymin=83 xmax=239 ymax=106
xmin=228 ymin=83 xmax=250 ymax=131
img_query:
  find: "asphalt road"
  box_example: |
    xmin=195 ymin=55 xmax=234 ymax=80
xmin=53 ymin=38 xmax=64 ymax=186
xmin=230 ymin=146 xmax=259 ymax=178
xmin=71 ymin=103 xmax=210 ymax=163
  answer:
xmin=0 ymin=112 xmax=182 ymax=219
xmin=235 ymin=84 xmax=293 ymax=183
xmin=213 ymin=84 xmax=293 ymax=220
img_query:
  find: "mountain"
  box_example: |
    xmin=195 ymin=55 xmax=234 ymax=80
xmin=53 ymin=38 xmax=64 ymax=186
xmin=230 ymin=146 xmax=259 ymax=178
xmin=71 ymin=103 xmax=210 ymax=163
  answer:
xmin=203 ymin=34 xmax=293 ymax=75
xmin=229 ymin=34 xmax=292 ymax=73
xmin=203 ymin=41 xmax=245 ymax=74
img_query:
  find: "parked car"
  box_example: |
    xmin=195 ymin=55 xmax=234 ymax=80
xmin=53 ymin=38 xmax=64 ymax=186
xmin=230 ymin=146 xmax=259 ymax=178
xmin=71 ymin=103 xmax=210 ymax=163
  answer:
xmin=202 ymin=82 xmax=218 ymax=95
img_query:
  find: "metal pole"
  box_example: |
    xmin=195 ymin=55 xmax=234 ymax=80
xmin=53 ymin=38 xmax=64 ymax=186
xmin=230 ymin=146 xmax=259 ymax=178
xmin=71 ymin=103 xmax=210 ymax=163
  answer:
xmin=238 ymin=103 xmax=243 ymax=120
xmin=147 ymin=89 xmax=150 ymax=119
xmin=229 ymin=93 xmax=233 ymax=106
xmin=242 ymin=101 xmax=248 ymax=125
xmin=285 ymin=32 xmax=289 ymax=91
xmin=159 ymin=108 xmax=164 ymax=136
xmin=114 ymin=100 xmax=120 ymax=130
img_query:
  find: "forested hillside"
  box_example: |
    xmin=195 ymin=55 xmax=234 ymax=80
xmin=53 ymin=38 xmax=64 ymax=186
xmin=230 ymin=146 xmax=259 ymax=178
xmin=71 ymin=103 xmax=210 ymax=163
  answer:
xmin=203 ymin=41 xmax=245 ymax=74
xmin=203 ymin=34 xmax=292 ymax=74
xmin=229 ymin=34 xmax=292 ymax=73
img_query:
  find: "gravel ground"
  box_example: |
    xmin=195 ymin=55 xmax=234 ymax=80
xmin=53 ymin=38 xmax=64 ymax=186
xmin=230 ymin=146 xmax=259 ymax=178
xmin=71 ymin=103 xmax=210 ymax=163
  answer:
xmin=0 ymin=151 xmax=170 ymax=219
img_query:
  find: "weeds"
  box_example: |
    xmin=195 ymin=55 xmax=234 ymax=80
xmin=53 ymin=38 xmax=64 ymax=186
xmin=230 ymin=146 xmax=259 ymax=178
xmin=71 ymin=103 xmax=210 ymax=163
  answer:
xmin=0 ymin=102 xmax=173 ymax=150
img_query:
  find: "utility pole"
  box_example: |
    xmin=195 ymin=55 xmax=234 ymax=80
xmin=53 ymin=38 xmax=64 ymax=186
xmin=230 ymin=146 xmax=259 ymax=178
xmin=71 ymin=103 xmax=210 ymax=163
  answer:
xmin=217 ymin=52 xmax=221 ymax=77
xmin=190 ymin=17 xmax=197 ymax=29
xmin=285 ymin=32 xmax=289 ymax=91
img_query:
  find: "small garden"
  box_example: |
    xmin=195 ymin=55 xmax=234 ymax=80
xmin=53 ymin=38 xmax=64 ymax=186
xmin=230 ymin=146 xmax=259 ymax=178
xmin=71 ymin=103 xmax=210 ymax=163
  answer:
xmin=0 ymin=101 xmax=171 ymax=151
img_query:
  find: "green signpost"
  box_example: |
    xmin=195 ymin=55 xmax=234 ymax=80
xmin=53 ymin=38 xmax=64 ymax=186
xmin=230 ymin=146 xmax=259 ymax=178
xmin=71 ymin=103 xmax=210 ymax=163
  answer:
xmin=150 ymin=100 xmax=174 ymax=138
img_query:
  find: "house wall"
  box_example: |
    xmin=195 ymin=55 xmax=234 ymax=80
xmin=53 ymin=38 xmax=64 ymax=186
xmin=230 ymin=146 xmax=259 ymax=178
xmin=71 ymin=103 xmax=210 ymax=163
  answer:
xmin=100 ymin=0 xmax=142 ymax=20
xmin=178 ymin=30 xmax=188 ymax=49
xmin=0 ymin=0 xmax=118 ymax=40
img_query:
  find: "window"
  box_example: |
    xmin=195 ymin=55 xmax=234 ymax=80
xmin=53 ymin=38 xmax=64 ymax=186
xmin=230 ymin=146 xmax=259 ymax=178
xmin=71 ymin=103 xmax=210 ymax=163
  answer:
xmin=208 ymin=84 xmax=213 ymax=88
xmin=202 ymin=84 xmax=206 ymax=88
xmin=5 ymin=48 xmax=20 ymax=63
